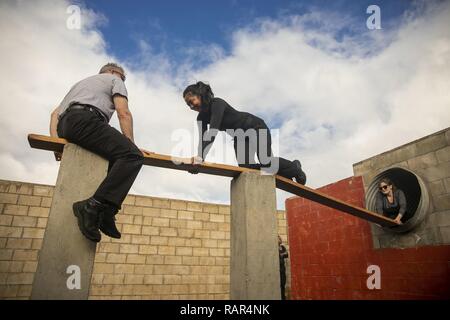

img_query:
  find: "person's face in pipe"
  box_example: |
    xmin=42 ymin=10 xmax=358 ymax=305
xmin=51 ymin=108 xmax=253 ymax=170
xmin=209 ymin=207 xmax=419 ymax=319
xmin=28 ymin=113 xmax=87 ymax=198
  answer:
xmin=184 ymin=93 xmax=202 ymax=112
xmin=379 ymin=182 xmax=393 ymax=195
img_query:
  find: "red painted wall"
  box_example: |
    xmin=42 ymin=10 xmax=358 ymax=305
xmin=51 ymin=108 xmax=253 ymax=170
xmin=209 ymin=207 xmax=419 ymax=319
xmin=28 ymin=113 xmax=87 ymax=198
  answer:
xmin=285 ymin=176 xmax=450 ymax=300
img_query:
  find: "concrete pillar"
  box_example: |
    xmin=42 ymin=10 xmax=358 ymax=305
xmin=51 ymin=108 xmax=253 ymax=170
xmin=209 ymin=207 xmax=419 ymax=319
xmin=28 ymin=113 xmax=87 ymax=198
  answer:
xmin=31 ymin=143 xmax=108 ymax=299
xmin=230 ymin=172 xmax=281 ymax=300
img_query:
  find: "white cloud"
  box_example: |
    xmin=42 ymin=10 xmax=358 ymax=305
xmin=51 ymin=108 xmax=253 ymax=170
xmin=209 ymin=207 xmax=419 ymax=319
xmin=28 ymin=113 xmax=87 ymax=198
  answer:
xmin=0 ymin=0 xmax=449 ymax=209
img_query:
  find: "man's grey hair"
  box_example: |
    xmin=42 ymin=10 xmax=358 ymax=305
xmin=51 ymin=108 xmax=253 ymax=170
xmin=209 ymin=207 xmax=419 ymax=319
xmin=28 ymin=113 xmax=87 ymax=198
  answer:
xmin=99 ymin=62 xmax=125 ymax=76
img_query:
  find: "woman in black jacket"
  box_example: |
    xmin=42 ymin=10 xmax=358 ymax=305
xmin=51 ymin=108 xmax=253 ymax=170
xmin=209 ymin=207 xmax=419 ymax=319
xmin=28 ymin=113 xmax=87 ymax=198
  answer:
xmin=375 ymin=178 xmax=407 ymax=224
xmin=183 ymin=81 xmax=306 ymax=184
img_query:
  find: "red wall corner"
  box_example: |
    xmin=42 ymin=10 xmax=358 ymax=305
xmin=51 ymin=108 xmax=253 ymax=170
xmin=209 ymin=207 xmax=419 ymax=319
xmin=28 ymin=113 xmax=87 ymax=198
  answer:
xmin=286 ymin=176 xmax=450 ymax=300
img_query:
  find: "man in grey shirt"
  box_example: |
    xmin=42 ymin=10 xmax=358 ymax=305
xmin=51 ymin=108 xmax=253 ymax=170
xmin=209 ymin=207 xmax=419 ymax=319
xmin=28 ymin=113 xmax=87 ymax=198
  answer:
xmin=49 ymin=63 xmax=149 ymax=242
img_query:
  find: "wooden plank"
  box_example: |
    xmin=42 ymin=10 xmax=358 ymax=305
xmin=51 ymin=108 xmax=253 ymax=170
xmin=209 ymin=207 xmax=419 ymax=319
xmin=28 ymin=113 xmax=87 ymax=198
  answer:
xmin=28 ymin=133 xmax=399 ymax=227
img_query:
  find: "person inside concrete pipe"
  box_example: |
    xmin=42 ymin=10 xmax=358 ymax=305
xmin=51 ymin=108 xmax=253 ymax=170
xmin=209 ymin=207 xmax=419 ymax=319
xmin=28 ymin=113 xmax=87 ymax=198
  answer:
xmin=278 ymin=235 xmax=289 ymax=300
xmin=49 ymin=63 xmax=151 ymax=242
xmin=183 ymin=81 xmax=307 ymax=184
xmin=375 ymin=178 xmax=407 ymax=224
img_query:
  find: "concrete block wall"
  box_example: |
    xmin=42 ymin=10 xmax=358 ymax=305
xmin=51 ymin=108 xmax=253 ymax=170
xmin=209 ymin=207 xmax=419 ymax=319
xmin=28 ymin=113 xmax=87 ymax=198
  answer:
xmin=286 ymin=176 xmax=450 ymax=300
xmin=353 ymin=127 xmax=450 ymax=248
xmin=0 ymin=179 xmax=290 ymax=300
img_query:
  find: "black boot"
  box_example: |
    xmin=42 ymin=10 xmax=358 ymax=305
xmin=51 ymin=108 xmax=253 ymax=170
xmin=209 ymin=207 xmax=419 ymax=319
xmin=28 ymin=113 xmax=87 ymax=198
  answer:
xmin=72 ymin=198 xmax=102 ymax=242
xmin=99 ymin=204 xmax=121 ymax=239
xmin=293 ymin=160 xmax=307 ymax=185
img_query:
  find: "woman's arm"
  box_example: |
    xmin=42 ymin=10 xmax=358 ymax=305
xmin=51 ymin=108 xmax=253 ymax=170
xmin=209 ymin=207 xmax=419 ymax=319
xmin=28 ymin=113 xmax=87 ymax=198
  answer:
xmin=201 ymin=99 xmax=226 ymax=159
xmin=197 ymin=113 xmax=208 ymax=158
xmin=397 ymin=189 xmax=407 ymax=218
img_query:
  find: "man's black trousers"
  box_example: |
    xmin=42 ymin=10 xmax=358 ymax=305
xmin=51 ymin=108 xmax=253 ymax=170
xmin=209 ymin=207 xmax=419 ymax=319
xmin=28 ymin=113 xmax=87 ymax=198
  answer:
xmin=57 ymin=109 xmax=144 ymax=209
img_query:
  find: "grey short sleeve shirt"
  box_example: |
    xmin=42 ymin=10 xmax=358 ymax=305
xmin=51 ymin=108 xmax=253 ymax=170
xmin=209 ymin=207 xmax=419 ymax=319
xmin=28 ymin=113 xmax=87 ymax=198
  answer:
xmin=58 ymin=73 xmax=128 ymax=122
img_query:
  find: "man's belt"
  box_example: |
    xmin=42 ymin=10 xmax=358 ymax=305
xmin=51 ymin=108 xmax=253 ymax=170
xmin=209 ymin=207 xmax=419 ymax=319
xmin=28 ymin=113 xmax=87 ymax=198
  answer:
xmin=59 ymin=104 xmax=107 ymax=122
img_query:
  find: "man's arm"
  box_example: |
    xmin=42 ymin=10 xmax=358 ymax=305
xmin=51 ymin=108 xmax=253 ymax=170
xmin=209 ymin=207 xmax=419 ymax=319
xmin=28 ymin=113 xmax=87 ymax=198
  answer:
xmin=50 ymin=106 xmax=60 ymax=138
xmin=49 ymin=106 xmax=62 ymax=161
xmin=114 ymin=95 xmax=134 ymax=142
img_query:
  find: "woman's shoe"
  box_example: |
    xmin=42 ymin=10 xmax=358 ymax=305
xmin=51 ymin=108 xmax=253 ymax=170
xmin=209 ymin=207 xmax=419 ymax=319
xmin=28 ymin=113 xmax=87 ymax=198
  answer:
xmin=293 ymin=160 xmax=307 ymax=185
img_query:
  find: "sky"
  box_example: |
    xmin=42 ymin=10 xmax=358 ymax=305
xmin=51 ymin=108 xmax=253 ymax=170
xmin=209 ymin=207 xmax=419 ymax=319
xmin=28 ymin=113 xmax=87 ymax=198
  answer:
xmin=0 ymin=0 xmax=449 ymax=209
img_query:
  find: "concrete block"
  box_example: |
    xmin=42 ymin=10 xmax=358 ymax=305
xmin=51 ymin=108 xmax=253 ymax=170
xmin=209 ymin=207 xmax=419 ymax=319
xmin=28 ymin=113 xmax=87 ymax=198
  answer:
xmin=6 ymin=239 xmax=33 ymax=249
xmin=142 ymin=207 xmax=160 ymax=217
xmin=3 ymin=205 xmax=28 ymax=216
xmin=203 ymin=204 xmax=219 ymax=214
xmin=22 ymin=228 xmax=45 ymax=239
xmin=185 ymin=220 xmax=202 ymax=230
xmin=439 ymin=226 xmax=450 ymax=243
xmin=230 ymin=172 xmax=280 ymax=300
xmin=432 ymin=194 xmax=450 ymax=212
xmin=436 ymin=146 xmax=450 ymax=163
xmin=159 ymin=227 xmax=177 ymax=237
xmin=8 ymin=183 xmax=33 ymax=195
xmin=428 ymin=180 xmax=446 ymax=196
xmin=13 ymin=250 xmax=38 ymax=261
xmin=390 ymin=144 xmax=419 ymax=164
xmin=157 ymin=246 xmax=175 ymax=256
xmin=0 ymin=193 xmax=18 ymax=205
xmin=33 ymin=186 xmax=53 ymax=197
xmin=17 ymin=195 xmax=41 ymax=207
xmin=0 ymin=226 xmax=22 ymax=238
xmin=40 ymin=197 xmax=52 ymax=208
xmin=126 ymin=254 xmax=146 ymax=264
xmin=152 ymin=198 xmax=170 ymax=209
xmin=134 ymin=196 xmax=153 ymax=207
xmin=187 ymin=202 xmax=203 ymax=212
xmin=421 ymin=161 xmax=450 ymax=182
xmin=0 ymin=215 xmax=13 ymax=226
xmin=164 ymin=256 xmax=182 ymax=265
xmin=407 ymin=153 xmax=439 ymax=170
xmin=28 ymin=207 xmax=50 ymax=218
xmin=178 ymin=211 xmax=194 ymax=220
xmin=31 ymin=143 xmax=108 ymax=300
xmin=170 ymin=200 xmax=187 ymax=211
xmin=444 ymin=178 xmax=450 ymax=193
xmin=0 ymin=181 xmax=9 ymax=193
xmin=160 ymin=209 xmax=177 ymax=219
xmin=415 ymin=133 xmax=447 ymax=156
xmin=210 ymin=214 xmax=225 ymax=223
xmin=427 ymin=211 xmax=450 ymax=227
xmin=12 ymin=216 xmax=37 ymax=228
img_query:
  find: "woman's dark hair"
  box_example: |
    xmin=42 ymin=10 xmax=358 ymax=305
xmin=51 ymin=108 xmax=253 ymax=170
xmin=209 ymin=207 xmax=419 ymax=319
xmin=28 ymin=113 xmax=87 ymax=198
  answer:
xmin=183 ymin=81 xmax=214 ymax=108
xmin=379 ymin=178 xmax=396 ymax=192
